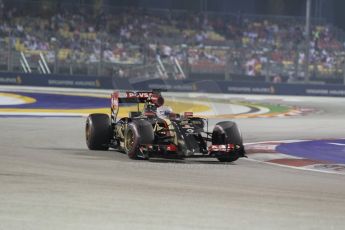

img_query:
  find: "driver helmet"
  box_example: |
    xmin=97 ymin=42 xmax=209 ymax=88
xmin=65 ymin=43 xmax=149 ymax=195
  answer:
xmin=144 ymin=102 xmax=157 ymax=113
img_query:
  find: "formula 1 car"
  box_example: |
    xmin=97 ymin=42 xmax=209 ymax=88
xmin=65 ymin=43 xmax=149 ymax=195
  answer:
xmin=85 ymin=90 xmax=245 ymax=162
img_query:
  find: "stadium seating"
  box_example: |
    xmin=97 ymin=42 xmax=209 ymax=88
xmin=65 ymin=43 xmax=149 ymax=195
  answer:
xmin=0 ymin=3 xmax=344 ymax=79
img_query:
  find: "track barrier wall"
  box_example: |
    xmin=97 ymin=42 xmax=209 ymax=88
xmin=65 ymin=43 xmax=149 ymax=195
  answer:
xmin=2 ymin=72 xmax=345 ymax=97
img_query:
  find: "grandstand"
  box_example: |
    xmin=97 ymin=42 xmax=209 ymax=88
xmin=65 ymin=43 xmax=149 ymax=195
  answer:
xmin=0 ymin=0 xmax=345 ymax=83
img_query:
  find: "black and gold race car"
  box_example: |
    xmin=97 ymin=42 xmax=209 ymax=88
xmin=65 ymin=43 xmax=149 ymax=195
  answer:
xmin=85 ymin=90 xmax=245 ymax=162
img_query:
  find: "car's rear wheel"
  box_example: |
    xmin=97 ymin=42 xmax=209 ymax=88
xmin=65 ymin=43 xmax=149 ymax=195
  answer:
xmin=124 ymin=120 xmax=154 ymax=159
xmin=212 ymin=121 xmax=244 ymax=162
xmin=86 ymin=114 xmax=112 ymax=150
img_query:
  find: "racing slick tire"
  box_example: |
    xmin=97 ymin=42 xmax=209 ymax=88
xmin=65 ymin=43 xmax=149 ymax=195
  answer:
xmin=124 ymin=120 xmax=154 ymax=159
xmin=212 ymin=121 xmax=244 ymax=162
xmin=86 ymin=113 xmax=112 ymax=150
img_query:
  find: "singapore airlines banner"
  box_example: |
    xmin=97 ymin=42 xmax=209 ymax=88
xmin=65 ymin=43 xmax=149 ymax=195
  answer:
xmin=1 ymin=72 xmax=345 ymax=97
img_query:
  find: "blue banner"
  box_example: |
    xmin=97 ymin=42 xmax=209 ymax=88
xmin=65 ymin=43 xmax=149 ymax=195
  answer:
xmin=1 ymin=72 xmax=345 ymax=97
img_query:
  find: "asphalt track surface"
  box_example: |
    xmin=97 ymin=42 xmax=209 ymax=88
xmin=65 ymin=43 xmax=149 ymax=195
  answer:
xmin=1 ymin=94 xmax=345 ymax=230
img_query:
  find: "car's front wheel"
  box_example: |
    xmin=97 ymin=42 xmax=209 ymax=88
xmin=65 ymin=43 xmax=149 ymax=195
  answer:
xmin=124 ymin=120 xmax=154 ymax=159
xmin=212 ymin=121 xmax=244 ymax=162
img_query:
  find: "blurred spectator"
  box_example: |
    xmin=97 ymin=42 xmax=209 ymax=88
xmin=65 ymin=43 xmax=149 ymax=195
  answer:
xmin=272 ymin=74 xmax=282 ymax=83
xmin=0 ymin=2 xmax=344 ymax=79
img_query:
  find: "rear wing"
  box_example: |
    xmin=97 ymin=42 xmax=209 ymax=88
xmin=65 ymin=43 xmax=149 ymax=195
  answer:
xmin=119 ymin=92 xmax=156 ymax=103
xmin=112 ymin=90 xmax=164 ymax=104
xmin=111 ymin=90 xmax=166 ymax=120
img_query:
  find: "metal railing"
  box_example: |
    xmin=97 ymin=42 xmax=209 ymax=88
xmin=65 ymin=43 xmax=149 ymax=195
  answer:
xmin=1 ymin=42 xmax=345 ymax=82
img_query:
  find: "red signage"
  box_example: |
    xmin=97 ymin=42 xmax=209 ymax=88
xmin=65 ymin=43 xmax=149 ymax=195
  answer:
xmin=126 ymin=92 xmax=153 ymax=98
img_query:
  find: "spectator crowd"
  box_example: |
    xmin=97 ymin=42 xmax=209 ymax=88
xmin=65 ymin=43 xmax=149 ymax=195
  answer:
xmin=0 ymin=1 xmax=344 ymax=79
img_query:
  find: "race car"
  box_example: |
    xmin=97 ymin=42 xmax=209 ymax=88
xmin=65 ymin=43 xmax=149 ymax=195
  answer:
xmin=85 ymin=90 xmax=245 ymax=162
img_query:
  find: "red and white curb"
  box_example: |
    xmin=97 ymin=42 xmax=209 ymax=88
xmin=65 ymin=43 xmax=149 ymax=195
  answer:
xmin=275 ymin=108 xmax=316 ymax=117
xmin=244 ymin=140 xmax=345 ymax=175
xmin=209 ymin=107 xmax=316 ymax=119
